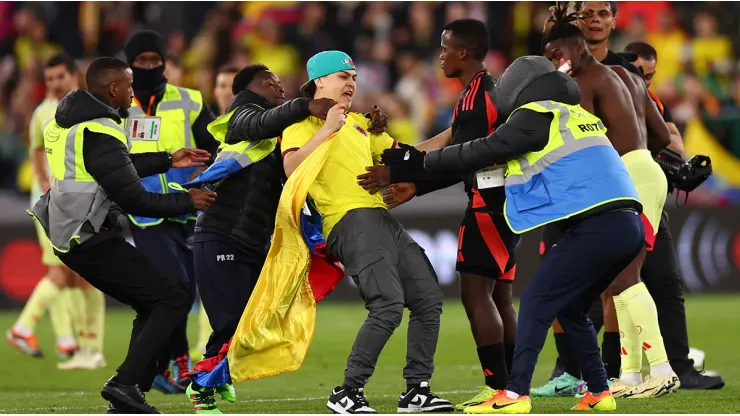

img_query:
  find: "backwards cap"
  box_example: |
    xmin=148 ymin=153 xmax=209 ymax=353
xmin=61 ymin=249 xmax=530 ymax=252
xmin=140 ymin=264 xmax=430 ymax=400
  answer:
xmin=300 ymin=50 xmax=356 ymax=93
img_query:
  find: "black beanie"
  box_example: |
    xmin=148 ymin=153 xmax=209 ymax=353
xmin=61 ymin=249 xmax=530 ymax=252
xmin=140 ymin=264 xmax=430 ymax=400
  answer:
xmin=124 ymin=30 xmax=166 ymax=66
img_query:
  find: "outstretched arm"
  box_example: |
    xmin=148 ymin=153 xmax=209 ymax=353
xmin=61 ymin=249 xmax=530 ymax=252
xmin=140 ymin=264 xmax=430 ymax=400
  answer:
xmin=425 ymin=110 xmax=550 ymax=173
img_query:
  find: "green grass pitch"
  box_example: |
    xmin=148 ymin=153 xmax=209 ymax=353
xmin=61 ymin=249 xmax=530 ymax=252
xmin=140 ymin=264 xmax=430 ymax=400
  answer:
xmin=0 ymin=294 xmax=738 ymax=414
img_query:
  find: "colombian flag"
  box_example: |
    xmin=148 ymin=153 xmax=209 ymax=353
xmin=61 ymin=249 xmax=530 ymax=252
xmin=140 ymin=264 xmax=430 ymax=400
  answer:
xmin=191 ymin=134 xmax=344 ymax=386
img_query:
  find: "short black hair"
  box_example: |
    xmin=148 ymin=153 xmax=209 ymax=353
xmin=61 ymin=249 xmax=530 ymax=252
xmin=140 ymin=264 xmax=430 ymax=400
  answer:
xmin=542 ymin=2 xmax=585 ymax=49
xmin=624 ymin=41 xmax=657 ymax=61
xmin=45 ymin=53 xmax=78 ymax=74
xmin=443 ymin=18 xmax=491 ymax=61
xmin=574 ymin=1 xmax=618 ymax=17
xmin=232 ymin=64 xmax=269 ymax=96
xmin=86 ymin=57 xmax=129 ymax=91
xmin=218 ymin=65 xmax=240 ymax=75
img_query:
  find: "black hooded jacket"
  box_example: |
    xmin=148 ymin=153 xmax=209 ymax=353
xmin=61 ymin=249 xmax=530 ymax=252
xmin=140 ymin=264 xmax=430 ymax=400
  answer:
xmin=193 ymin=90 xmax=312 ymax=257
xmin=425 ymin=68 xmax=641 ymax=226
xmin=55 ymin=89 xmax=194 ymax=233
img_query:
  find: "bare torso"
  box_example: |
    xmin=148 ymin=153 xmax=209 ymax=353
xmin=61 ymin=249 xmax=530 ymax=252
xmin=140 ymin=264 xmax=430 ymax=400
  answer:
xmin=609 ymin=66 xmax=648 ymax=152
xmin=572 ymin=61 xmax=644 ymax=155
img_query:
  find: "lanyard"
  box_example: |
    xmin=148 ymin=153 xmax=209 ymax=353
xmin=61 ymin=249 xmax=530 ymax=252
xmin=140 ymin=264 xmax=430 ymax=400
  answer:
xmin=132 ymin=95 xmax=157 ymax=116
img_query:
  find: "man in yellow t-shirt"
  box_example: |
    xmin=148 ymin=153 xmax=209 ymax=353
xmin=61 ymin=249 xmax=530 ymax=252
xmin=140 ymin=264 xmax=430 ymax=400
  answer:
xmin=8 ymin=53 xmax=107 ymax=370
xmin=281 ymin=50 xmax=451 ymax=414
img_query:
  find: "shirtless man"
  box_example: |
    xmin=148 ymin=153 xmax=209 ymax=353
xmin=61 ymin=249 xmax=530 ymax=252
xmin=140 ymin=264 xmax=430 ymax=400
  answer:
xmin=541 ymin=4 xmax=680 ymax=398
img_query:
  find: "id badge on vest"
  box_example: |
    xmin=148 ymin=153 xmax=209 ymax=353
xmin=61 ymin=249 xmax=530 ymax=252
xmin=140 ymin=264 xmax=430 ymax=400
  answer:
xmin=476 ymin=165 xmax=506 ymax=189
xmin=127 ymin=116 xmax=162 ymax=141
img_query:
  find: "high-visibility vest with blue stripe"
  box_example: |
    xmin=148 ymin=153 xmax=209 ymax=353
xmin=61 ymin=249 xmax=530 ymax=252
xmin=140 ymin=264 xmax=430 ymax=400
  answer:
xmin=127 ymin=84 xmax=204 ymax=227
xmin=28 ymin=117 xmax=130 ymax=252
xmin=502 ymin=100 xmax=640 ymax=234
xmin=183 ymin=106 xmax=277 ymax=188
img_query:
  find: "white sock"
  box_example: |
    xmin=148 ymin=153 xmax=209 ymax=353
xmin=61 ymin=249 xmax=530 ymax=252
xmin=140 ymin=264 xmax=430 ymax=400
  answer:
xmin=56 ymin=335 xmax=77 ymax=348
xmin=505 ymin=390 xmax=520 ymax=399
xmin=620 ymin=372 xmax=643 ymax=386
xmin=650 ymin=361 xmax=673 ymax=378
xmin=12 ymin=323 xmax=33 ymax=337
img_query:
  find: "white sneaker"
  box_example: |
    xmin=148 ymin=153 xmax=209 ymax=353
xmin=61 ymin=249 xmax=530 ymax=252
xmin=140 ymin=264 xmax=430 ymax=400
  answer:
xmin=57 ymin=348 xmax=106 ymax=370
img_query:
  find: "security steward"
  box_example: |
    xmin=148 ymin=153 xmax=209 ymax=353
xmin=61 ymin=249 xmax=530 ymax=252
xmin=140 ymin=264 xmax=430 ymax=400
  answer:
xmin=28 ymin=57 xmax=216 ymax=414
xmin=122 ymin=30 xmax=220 ymax=392
xmin=382 ymin=56 xmax=645 ymax=413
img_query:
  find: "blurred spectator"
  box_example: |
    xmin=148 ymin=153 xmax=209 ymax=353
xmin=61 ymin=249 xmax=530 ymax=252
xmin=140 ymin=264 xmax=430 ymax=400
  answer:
xmin=213 ymin=65 xmax=239 ymax=116
xmin=690 ymin=12 xmax=733 ymax=79
xmin=164 ymin=54 xmax=185 ymax=87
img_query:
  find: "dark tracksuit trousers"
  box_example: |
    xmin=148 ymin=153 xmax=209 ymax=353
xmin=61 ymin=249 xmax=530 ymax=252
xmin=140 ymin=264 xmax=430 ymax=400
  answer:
xmin=59 ymin=231 xmax=190 ymax=390
xmin=549 ymin=210 xmax=693 ymax=377
xmin=130 ymin=221 xmax=196 ymax=367
xmin=326 ymin=208 xmax=445 ymax=388
xmin=508 ymin=209 xmax=644 ymax=395
xmin=192 ymin=233 xmax=263 ymax=359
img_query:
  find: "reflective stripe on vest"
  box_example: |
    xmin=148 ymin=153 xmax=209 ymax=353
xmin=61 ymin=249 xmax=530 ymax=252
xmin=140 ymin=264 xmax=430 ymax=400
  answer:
xmin=501 ymin=100 xmax=639 ymax=234
xmin=184 ymin=108 xmax=277 ymax=188
xmin=505 ymin=100 xmax=612 ymax=186
xmin=28 ymin=117 xmax=128 ymax=252
xmin=128 ymin=85 xmax=201 ymax=149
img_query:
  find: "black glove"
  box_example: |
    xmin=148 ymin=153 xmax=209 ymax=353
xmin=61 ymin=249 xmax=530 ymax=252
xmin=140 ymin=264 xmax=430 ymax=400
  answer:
xmin=655 ymin=148 xmax=712 ymax=207
xmin=381 ymin=144 xmax=428 ymax=183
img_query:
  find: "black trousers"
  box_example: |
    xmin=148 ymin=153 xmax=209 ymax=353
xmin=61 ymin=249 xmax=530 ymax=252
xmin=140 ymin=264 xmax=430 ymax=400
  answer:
xmin=59 ymin=232 xmax=189 ymax=390
xmin=192 ymin=235 xmax=263 ymax=359
xmin=130 ymin=221 xmax=196 ymax=363
xmin=545 ymin=209 xmax=693 ymax=375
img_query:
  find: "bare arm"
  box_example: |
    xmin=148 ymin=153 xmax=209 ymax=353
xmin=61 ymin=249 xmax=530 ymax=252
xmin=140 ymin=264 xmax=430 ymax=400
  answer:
xmin=30 ymin=148 xmax=50 ymax=192
xmin=415 ymin=128 xmax=452 ymax=152
xmin=644 ymin=90 xmax=671 ymax=155
xmin=666 ymin=122 xmax=684 ymax=154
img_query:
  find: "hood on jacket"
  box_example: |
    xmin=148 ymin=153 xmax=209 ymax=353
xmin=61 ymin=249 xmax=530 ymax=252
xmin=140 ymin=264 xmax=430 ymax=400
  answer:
xmin=55 ymin=89 xmax=122 ymax=129
xmin=495 ymin=56 xmax=581 ymax=118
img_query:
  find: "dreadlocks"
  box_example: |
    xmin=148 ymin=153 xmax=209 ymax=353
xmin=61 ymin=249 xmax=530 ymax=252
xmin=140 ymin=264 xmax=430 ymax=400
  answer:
xmin=542 ymin=2 xmax=584 ymax=50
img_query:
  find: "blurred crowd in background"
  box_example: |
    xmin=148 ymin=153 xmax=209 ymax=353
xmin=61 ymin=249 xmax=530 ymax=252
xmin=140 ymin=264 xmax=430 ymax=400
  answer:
xmin=2 ymin=1 xmax=740 ymax=205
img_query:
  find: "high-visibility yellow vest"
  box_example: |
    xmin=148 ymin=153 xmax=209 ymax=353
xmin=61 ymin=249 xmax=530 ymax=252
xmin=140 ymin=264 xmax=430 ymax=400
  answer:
xmin=127 ymin=84 xmax=203 ymax=227
xmin=28 ymin=117 xmax=129 ymax=252
xmin=209 ymin=106 xmax=277 ymax=168
xmin=501 ymin=100 xmax=640 ymax=233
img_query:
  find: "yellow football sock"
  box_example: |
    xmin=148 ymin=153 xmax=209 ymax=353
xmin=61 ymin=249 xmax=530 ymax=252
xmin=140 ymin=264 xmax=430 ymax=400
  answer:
xmin=68 ymin=288 xmax=89 ymax=349
xmin=49 ymin=287 xmax=75 ymax=342
xmin=620 ymin=282 xmax=669 ymax=368
xmin=197 ymin=305 xmax=212 ymax=353
xmin=84 ymin=288 xmax=105 ymax=353
xmin=612 ymin=293 xmax=642 ymax=377
xmin=15 ymin=277 xmax=60 ymax=331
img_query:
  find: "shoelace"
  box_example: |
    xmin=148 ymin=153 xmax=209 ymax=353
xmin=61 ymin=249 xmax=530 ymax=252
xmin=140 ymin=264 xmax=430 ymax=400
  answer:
xmin=196 ymin=390 xmax=218 ymax=410
xmin=352 ymin=389 xmax=370 ymax=407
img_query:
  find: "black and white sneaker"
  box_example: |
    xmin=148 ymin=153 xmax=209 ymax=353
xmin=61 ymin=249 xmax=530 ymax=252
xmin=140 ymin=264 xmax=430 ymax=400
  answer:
xmin=397 ymin=382 xmax=454 ymax=413
xmin=326 ymin=386 xmax=377 ymax=414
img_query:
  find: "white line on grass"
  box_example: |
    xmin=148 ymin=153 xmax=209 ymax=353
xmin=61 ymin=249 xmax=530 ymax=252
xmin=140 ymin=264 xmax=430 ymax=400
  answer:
xmin=1 ymin=389 xmax=477 ymax=413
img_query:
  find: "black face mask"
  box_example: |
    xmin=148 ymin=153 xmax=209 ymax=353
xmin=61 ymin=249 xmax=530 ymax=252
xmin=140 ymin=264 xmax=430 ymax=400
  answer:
xmin=132 ymin=66 xmax=167 ymax=94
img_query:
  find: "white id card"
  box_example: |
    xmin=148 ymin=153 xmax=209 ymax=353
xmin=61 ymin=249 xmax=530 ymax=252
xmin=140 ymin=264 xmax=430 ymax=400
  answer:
xmin=127 ymin=116 xmax=161 ymax=141
xmin=476 ymin=166 xmax=506 ymax=189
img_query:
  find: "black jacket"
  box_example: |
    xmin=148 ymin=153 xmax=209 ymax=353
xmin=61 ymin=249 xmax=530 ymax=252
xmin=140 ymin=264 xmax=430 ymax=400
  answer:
xmin=55 ymin=90 xmax=194 ymax=233
xmin=425 ymin=70 xmax=641 ymax=225
xmin=194 ymin=90 xmax=311 ymax=256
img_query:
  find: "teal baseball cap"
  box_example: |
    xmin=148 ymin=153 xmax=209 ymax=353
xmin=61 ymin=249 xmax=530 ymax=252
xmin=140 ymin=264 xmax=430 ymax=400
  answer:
xmin=300 ymin=50 xmax=356 ymax=93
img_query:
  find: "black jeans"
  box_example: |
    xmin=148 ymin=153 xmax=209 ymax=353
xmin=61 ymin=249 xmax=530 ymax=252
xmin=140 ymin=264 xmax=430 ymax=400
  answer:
xmin=59 ymin=232 xmax=189 ymax=390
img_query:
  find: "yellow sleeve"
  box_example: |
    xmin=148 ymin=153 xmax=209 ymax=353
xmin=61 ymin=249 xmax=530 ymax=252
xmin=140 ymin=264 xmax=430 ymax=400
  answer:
xmin=370 ymin=131 xmax=397 ymax=165
xmin=281 ymin=122 xmax=311 ymax=156
xmin=28 ymin=109 xmax=45 ymax=150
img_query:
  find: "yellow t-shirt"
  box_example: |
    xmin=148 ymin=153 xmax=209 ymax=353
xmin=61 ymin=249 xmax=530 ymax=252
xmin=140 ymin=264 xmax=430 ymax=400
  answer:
xmin=281 ymin=112 xmax=397 ymax=237
xmin=29 ymin=98 xmax=59 ymax=200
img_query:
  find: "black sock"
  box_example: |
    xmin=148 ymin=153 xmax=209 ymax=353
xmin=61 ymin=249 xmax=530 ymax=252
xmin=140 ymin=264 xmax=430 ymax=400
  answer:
xmin=504 ymin=343 xmax=515 ymax=375
xmin=477 ymin=343 xmax=509 ymax=390
xmin=554 ymin=332 xmax=582 ymax=379
xmin=602 ymin=332 xmax=621 ymax=379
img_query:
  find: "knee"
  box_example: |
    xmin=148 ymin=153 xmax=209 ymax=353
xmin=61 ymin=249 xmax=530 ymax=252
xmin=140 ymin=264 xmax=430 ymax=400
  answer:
xmin=164 ymin=287 xmax=190 ymax=317
xmin=368 ymin=302 xmax=404 ymax=332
